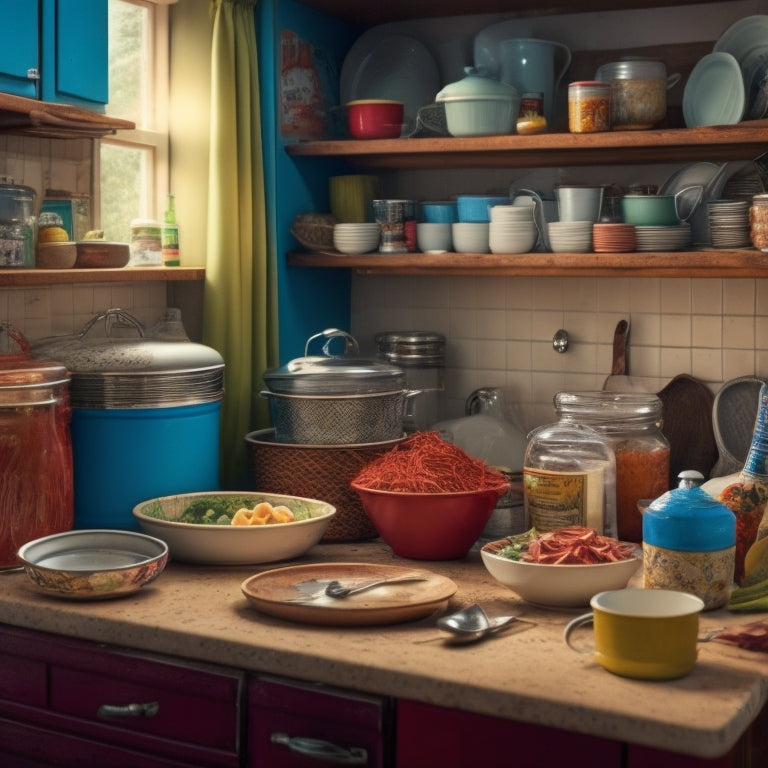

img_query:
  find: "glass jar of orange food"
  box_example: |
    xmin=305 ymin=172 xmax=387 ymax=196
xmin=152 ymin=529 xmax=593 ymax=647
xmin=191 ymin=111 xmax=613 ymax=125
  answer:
xmin=555 ymin=391 xmax=669 ymax=542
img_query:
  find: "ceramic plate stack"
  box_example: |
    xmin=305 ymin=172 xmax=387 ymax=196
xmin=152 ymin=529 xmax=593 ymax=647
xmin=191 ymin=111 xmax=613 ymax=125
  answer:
xmin=547 ymin=221 xmax=593 ymax=253
xmin=488 ymin=204 xmax=537 ymax=254
xmin=707 ymin=199 xmax=751 ymax=248
xmin=592 ymin=223 xmax=636 ymax=253
xmin=634 ymin=224 xmax=692 ymax=252
xmin=333 ymin=223 xmax=381 ymax=254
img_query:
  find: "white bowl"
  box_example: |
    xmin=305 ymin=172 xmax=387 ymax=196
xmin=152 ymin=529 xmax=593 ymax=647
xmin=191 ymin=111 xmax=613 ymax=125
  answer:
xmin=481 ymin=539 xmax=641 ymax=608
xmin=489 ymin=228 xmax=537 ymax=254
xmin=417 ymin=222 xmax=452 ymax=253
xmin=133 ymin=491 xmax=336 ymax=565
xmin=333 ymin=223 xmax=380 ymax=254
xmin=442 ymin=96 xmax=518 ymax=137
xmin=452 ymin=222 xmax=489 ymax=253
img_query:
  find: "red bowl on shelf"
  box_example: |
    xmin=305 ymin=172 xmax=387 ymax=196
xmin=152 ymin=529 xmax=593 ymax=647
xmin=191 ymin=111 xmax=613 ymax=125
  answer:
xmin=346 ymin=100 xmax=404 ymax=139
xmin=350 ymin=481 xmax=509 ymax=560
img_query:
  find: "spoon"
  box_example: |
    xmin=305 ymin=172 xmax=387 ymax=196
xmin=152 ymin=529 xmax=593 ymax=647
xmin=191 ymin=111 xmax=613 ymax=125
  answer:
xmin=324 ymin=574 xmax=428 ymax=599
xmin=436 ymin=604 xmax=517 ymax=644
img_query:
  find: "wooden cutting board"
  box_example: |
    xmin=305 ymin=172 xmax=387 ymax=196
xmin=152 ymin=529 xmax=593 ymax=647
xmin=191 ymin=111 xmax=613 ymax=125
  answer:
xmin=657 ymin=373 xmax=718 ymax=487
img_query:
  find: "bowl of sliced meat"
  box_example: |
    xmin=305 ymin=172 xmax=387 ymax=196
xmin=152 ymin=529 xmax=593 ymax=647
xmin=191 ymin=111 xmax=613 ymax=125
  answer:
xmin=481 ymin=526 xmax=641 ymax=608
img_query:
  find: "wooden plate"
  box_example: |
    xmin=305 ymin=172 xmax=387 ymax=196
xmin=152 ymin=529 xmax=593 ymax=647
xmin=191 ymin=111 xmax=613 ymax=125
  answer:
xmin=241 ymin=562 xmax=456 ymax=626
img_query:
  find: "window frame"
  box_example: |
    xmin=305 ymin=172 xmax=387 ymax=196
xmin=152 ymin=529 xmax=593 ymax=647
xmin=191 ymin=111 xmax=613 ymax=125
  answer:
xmin=96 ymin=0 xmax=170 ymax=229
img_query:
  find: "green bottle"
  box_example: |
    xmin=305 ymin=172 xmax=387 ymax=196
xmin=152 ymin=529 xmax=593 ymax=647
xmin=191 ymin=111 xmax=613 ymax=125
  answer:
xmin=161 ymin=195 xmax=180 ymax=266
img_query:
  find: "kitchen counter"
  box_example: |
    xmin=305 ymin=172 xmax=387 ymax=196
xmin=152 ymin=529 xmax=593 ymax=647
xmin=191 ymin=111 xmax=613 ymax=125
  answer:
xmin=0 ymin=539 xmax=766 ymax=760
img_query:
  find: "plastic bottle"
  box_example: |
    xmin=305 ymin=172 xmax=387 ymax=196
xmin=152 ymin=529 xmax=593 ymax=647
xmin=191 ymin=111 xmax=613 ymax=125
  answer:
xmin=642 ymin=475 xmax=736 ymax=610
xmin=161 ymin=195 xmax=180 ymax=266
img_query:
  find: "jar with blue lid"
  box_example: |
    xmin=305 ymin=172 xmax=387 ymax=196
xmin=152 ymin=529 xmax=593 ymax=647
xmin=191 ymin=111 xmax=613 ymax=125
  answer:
xmin=642 ymin=479 xmax=736 ymax=609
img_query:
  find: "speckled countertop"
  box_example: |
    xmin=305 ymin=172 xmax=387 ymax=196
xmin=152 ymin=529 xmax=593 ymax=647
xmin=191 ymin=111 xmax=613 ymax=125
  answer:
xmin=1 ymin=539 xmax=766 ymax=759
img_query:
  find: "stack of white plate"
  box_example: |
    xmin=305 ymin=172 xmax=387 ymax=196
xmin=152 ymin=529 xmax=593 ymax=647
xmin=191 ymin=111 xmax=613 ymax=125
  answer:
xmin=634 ymin=223 xmax=692 ymax=251
xmin=488 ymin=205 xmax=537 ymax=254
xmin=592 ymin=223 xmax=636 ymax=253
xmin=333 ymin=223 xmax=381 ymax=254
xmin=707 ymin=199 xmax=751 ymax=249
xmin=547 ymin=221 xmax=593 ymax=253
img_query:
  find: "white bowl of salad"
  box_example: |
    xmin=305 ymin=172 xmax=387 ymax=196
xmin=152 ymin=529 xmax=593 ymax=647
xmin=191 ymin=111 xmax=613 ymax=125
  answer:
xmin=481 ymin=526 xmax=641 ymax=608
xmin=133 ymin=491 xmax=336 ymax=565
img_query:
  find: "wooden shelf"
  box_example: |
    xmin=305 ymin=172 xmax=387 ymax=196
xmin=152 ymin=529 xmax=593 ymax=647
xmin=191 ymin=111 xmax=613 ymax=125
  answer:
xmin=287 ymin=249 xmax=768 ymax=278
xmin=0 ymin=267 xmax=205 ymax=287
xmin=285 ymin=122 xmax=768 ymax=170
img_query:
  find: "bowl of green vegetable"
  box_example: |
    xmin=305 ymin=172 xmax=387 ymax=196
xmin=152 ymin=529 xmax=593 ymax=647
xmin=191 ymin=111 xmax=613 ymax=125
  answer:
xmin=132 ymin=492 xmax=336 ymax=565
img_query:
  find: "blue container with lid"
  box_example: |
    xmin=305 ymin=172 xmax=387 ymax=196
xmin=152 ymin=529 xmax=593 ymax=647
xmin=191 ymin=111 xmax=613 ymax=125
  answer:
xmin=642 ymin=484 xmax=736 ymax=609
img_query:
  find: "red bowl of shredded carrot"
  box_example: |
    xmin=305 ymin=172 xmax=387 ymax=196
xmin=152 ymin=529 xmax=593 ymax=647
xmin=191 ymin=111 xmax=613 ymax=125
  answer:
xmin=350 ymin=432 xmax=510 ymax=559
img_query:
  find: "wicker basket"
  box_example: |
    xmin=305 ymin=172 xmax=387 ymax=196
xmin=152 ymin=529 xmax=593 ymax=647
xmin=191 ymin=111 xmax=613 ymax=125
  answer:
xmin=290 ymin=213 xmax=337 ymax=251
xmin=245 ymin=429 xmax=404 ymax=541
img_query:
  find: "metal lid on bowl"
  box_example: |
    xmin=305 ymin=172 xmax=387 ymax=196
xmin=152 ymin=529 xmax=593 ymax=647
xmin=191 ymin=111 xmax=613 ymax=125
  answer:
xmin=263 ymin=328 xmax=405 ymax=395
xmin=30 ymin=309 xmax=224 ymax=409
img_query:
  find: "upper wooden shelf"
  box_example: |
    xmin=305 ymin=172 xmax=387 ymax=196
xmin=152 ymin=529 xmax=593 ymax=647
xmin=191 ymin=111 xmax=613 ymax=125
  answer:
xmin=295 ymin=0 xmax=724 ymax=26
xmin=0 ymin=92 xmax=134 ymax=139
xmin=285 ymin=122 xmax=768 ymax=170
xmin=287 ymin=249 xmax=768 ymax=278
xmin=0 ymin=267 xmax=204 ymax=287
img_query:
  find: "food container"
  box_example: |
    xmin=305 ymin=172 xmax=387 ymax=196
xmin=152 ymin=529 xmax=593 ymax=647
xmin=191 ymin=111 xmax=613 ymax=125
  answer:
xmin=555 ymin=391 xmax=670 ymax=542
xmin=31 ymin=309 xmax=224 ymax=531
xmin=0 ymin=182 xmax=36 ymax=268
xmin=346 ymin=99 xmax=404 ymax=139
xmin=568 ymin=81 xmax=611 ymax=133
xmin=642 ymin=484 xmax=736 ymax=610
xmin=0 ymin=324 xmax=73 ymax=567
xmin=595 ymin=57 xmax=679 ymax=130
xmin=436 ymin=67 xmax=520 ymax=137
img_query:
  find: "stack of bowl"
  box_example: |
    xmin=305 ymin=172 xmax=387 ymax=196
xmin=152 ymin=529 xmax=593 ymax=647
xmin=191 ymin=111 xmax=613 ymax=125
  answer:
xmin=333 ymin=223 xmax=381 ymax=254
xmin=488 ymin=204 xmax=538 ymax=254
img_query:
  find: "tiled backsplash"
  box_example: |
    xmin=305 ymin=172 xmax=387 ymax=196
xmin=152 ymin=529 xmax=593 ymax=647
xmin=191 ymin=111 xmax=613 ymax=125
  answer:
xmin=351 ymin=273 xmax=768 ymax=432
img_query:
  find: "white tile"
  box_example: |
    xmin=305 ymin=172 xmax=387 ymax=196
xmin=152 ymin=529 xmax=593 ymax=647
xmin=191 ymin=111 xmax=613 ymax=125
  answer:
xmin=691 ymin=348 xmax=722 ymax=383
xmin=660 ymin=279 xmax=691 ymax=313
xmin=692 ymin=278 xmax=722 ymax=314
xmin=723 ymin=279 xmax=756 ymax=316
xmin=723 ymin=315 xmax=755 ymax=350
xmin=692 ymin=315 xmax=722 ymax=348
xmin=660 ymin=314 xmax=691 ymax=346
xmin=628 ymin=278 xmax=661 ymax=313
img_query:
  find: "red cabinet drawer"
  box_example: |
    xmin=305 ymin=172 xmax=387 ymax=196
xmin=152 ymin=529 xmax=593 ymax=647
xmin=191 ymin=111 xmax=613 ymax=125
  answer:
xmin=247 ymin=677 xmax=390 ymax=767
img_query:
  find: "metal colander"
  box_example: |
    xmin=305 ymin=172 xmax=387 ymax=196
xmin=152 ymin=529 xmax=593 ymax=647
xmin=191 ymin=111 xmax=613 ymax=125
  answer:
xmin=260 ymin=390 xmax=415 ymax=445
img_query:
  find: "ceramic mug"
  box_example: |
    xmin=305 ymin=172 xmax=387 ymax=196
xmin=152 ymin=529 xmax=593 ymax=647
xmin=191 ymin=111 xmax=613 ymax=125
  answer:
xmin=555 ymin=185 xmax=604 ymax=222
xmin=564 ymin=588 xmax=704 ymax=680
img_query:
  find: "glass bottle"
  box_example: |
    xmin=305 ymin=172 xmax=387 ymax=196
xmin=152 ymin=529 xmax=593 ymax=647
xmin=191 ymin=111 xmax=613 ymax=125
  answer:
xmin=0 ymin=324 xmax=73 ymax=567
xmin=555 ymin=391 xmax=670 ymax=542
xmin=524 ymin=420 xmax=617 ymax=538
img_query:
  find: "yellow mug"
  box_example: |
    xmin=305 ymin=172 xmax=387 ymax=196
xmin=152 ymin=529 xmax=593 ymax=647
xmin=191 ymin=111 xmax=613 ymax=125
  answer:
xmin=564 ymin=588 xmax=704 ymax=680
xmin=329 ymin=175 xmax=381 ymax=223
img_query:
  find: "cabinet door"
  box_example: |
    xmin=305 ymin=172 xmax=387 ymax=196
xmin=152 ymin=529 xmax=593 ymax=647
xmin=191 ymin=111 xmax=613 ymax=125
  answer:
xmin=0 ymin=0 xmax=39 ymax=99
xmin=41 ymin=0 xmax=108 ymax=107
xmin=248 ymin=677 xmax=390 ymax=767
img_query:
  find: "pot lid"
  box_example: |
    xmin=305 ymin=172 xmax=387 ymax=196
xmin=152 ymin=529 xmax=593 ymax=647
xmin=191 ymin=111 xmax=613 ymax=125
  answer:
xmin=595 ymin=57 xmax=667 ymax=81
xmin=436 ymin=67 xmax=519 ymax=102
xmin=30 ymin=309 xmax=224 ymax=408
xmin=264 ymin=328 xmax=405 ymax=395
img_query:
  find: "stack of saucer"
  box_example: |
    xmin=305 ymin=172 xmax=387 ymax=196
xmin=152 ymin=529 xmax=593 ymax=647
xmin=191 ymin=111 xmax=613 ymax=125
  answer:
xmin=707 ymin=199 xmax=751 ymax=248
xmin=333 ymin=223 xmax=381 ymax=254
xmin=635 ymin=223 xmax=692 ymax=251
xmin=592 ymin=223 xmax=636 ymax=253
xmin=547 ymin=221 xmax=593 ymax=253
xmin=488 ymin=204 xmax=537 ymax=254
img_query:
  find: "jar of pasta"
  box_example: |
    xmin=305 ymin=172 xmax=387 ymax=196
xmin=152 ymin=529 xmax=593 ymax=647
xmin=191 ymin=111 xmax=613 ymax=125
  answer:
xmin=568 ymin=81 xmax=611 ymax=133
xmin=555 ymin=391 xmax=670 ymax=542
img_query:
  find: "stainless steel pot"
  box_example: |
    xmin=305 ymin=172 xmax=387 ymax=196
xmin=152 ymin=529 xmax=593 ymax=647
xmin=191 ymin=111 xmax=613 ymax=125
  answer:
xmin=262 ymin=329 xmax=416 ymax=444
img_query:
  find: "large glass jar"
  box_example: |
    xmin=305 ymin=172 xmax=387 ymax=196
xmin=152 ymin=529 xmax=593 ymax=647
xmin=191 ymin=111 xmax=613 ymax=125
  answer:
xmin=555 ymin=391 xmax=670 ymax=542
xmin=524 ymin=420 xmax=617 ymax=538
xmin=0 ymin=324 xmax=73 ymax=567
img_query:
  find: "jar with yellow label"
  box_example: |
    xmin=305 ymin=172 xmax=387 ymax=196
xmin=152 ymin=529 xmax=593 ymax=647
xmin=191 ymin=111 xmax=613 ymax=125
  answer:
xmin=523 ymin=420 xmax=617 ymax=538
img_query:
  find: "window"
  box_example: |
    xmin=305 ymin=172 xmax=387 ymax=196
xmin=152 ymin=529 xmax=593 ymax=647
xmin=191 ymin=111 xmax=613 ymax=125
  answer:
xmin=99 ymin=0 xmax=169 ymax=242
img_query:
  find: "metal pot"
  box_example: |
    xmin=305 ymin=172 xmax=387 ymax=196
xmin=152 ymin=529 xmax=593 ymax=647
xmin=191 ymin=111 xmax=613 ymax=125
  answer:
xmin=262 ymin=329 xmax=416 ymax=444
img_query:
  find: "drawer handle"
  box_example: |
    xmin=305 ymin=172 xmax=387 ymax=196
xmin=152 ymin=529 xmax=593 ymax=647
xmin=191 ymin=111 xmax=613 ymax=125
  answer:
xmin=97 ymin=701 xmax=160 ymax=719
xmin=271 ymin=732 xmax=368 ymax=765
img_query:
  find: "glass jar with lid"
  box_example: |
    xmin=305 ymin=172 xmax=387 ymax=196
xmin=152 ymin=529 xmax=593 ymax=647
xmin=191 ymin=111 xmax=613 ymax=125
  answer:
xmin=524 ymin=420 xmax=617 ymax=538
xmin=555 ymin=391 xmax=670 ymax=542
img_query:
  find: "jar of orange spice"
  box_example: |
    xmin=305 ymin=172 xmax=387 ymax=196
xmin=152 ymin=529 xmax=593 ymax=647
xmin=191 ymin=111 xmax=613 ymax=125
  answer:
xmin=555 ymin=392 xmax=669 ymax=542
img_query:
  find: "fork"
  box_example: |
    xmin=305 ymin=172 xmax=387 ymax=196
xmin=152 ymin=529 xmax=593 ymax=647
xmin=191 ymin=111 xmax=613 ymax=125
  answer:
xmin=324 ymin=575 xmax=427 ymax=599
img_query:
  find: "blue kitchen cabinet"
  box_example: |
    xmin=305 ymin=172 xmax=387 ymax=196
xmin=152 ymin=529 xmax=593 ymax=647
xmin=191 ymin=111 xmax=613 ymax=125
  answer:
xmin=256 ymin=0 xmax=359 ymax=363
xmin=0 ymin=0 xmax=107 ymax=108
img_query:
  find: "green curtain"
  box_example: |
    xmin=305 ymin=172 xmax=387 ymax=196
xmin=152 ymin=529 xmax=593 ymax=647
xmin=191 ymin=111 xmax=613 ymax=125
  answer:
xmin=205 ymin=0 xmax=278 ymax=488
